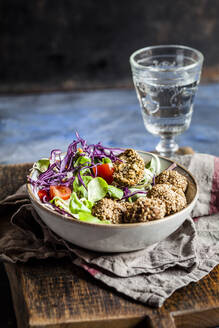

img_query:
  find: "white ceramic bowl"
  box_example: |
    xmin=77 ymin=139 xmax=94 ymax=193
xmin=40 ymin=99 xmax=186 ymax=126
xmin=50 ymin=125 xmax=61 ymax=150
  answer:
xmin=27 ymin=151 xmax=198 ymax=253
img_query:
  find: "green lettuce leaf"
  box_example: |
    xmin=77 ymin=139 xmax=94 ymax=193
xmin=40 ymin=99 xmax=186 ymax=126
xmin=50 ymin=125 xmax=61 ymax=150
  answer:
xmin=128 ymin=188 xmax=147 ymax=202
xmin=141 ymin=154 xmax=161 ymax=188
xmin=50 ymin=196 xmax=71 ymax=214
xmin=145 ymin=154 xmax=161 ymax=175
xmin=102 ymin=157 xmax=112 ymax=164
xmin=73 ymin=175 xmax=93 ymax=198
xmin=69 ymin=192 xmax=93 ymax=214
xmin=107 ymin=185 xmax=123 ymax=199
xmin=34 ymin=158 xmax=50 ymax=173
xmin=74 ymin=155 xmax=91 ymax=167
xmin=78 ymin=212 xmax=111 ymax=224
xmin=88 ymin=177 xmax=108 ymax=202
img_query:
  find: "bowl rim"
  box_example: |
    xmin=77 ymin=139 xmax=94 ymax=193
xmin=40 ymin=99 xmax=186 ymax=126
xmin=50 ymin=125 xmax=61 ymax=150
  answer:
xmin=27 ymin=151 xmax=198 ymax=229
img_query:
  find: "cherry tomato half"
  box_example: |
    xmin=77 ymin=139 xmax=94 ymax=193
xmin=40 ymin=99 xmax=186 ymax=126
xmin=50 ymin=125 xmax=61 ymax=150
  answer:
xmin=38 ymin=189 xmax=49 ymax=201
xmin=50 ymin=185 xmax=71 ymax=200
xmin=92 ymin=164 xmax=114 ymax=184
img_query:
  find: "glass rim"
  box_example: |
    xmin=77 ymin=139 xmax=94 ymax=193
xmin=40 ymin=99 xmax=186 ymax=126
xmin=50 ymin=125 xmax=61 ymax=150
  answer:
xmin=130 ymin=44 xmax=204 ymax=72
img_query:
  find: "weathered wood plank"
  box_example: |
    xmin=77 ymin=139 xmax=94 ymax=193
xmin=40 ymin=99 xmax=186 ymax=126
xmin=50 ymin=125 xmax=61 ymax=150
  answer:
xmin=4 ymin=260 xmax=219 ymax=328
xmin=0 ymin=262 xmax=17 ymax=328
xmin=0 ymin=163 xmax=33 ymax=200
xmin=173 ymin=307 xmax=219 ymax=328
xmin=5 ymin=260 xmax=149 ymax=328
xmin=5 ymin=259 xmax=219 ymax=328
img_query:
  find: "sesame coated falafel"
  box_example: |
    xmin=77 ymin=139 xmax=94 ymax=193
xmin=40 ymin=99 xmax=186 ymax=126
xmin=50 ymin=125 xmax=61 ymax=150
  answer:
xmin=92 ymin=153 xmax=188 ymax=223
xmin=147 ymin=183 xmax=187 ymax=215
xmin=155 ymin=170 xmax=188 ymax=192
xmin=91 ymin=198 xmax=126 ymax=224
xmin=113 ymin=149 xmax=145 ymax=187
xmin=124 ymin=197 xmax=166 ymax=223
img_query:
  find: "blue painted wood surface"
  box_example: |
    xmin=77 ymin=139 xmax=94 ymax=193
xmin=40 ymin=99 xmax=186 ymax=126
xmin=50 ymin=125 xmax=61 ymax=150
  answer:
xmin=0 ymin=84 xmax=219 ymax=164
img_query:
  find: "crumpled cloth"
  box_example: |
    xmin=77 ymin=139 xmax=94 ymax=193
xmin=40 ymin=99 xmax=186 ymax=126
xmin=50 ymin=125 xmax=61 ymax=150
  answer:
xmin=1 ymin=153 xmax=219 ymax=307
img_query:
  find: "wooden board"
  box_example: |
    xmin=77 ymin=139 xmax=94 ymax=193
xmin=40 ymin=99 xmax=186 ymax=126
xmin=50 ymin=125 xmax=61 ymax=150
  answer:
xmin=4 ymin=260 xmax=219 ymax=328
xmin=2 ymin=156 xmax=219 ymax=328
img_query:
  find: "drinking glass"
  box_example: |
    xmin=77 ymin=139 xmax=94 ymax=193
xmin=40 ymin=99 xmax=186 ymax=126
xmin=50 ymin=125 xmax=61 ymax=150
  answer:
xmin=130 ymin=45 xmax=204 ymax=157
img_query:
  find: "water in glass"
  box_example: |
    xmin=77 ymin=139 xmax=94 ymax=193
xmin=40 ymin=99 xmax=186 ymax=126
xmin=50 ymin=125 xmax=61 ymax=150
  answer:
xmin=135 ymin=78 xmax=198 ymax=138
xmin=130 ymin=46 xmax=203 ymax=156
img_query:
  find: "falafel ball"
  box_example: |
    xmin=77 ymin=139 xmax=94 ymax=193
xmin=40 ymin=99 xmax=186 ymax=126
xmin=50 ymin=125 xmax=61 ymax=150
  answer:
xmin=155 ymin=170 xmax=188 ymax=192
xmin=113 ymin=149 xmax=145 ymax=187
xmin=124 ymin=197 xmax=166 ymax=223
xmin=147 ymin=183 xmax=187 ymax=215
xmin=91 ymin=198 xmax=126 ymax=224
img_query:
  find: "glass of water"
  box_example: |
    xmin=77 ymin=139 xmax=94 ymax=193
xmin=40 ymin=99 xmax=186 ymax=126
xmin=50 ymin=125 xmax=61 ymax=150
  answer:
xmin=130 ymin=45 xmax=204 ymax=157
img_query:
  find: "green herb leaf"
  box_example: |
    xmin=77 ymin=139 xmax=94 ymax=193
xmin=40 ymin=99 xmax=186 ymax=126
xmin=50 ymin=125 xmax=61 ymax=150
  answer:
xmin=73 ymin=175 xmax=93 ymax=198
xmin=73 ymin=176 xmax=79 ymax=192
xmin=74 ymin=155 xmax=91 ymax=167
xmin=88 ymin=177 xmax=108 ymax=202
xmin=78 ymin=212 xmax=111 ymax=224
xmin=79 ymin=212 xmax=101 ymax=223
xmin=128 ymin=188 xmax=147 ymax=201
xmin=108 ymin=185 xmax=123 ymax=199
xmin=102 ymin=157 xmax=112 ymax=164
xmin=69 ymin=192 xmax=93 ymax=214
xmin=34 ymin=158 xmax=50 ymax=173
xmin=50 ymin=196 xmax=71 ymax=213
xmin=82 ymin=175 xmax=93 ymax=185
xmin=145 ymin=160 xmax=151 ymax=169
xmin=145 ymin=154 xmax=160 ymax=175
xmin=149 ymin=157 xmax=156 ymax=173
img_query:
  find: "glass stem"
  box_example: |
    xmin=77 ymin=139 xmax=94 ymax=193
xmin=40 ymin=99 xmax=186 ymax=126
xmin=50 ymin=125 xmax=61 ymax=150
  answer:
xmin=156 ymin=136 xmax=179 ymax=157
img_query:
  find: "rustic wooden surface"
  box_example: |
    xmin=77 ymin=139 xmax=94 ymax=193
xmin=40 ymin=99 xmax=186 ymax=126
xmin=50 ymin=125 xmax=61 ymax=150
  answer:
xmin=1 ymin=157 xmax=219 ymax=328
xmin=4 ymin=254 xmax=219 ymax=328
xmin=0 ymin=163 xmax=33 ymax=200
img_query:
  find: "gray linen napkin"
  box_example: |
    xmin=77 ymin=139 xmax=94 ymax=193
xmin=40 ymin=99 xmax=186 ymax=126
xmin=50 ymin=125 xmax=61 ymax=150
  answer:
xmin=1 ymin=153 xmax=219 ymax=307
xmin=74 ymin=215 xmax=219 ymax=307
xmin=72 ymin=153 xmax=219 ymax=306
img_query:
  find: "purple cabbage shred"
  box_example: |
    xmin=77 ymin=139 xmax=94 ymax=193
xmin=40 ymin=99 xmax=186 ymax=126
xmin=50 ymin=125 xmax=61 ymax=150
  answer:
xmin=152 ymin=175 xmax=156 ymax=186
xmin=29 ymin=132 xmax=123 ymax=192
xmin=122 ymin=187 xmax=147 ymax=200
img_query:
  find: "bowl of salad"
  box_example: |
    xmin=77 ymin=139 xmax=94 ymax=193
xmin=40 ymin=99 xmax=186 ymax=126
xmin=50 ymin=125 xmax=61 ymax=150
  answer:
xmin=27 ymin=133 xmax=198 ymax=252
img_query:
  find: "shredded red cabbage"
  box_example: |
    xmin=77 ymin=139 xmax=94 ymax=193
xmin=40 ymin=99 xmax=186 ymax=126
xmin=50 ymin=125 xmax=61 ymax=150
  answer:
xmin=121 ymin=187 xmax=147 ymax=200
xmin=152 ymin=175 xmax=156 ymax=186
xmin=28 ymin=132 xmax=123 ymax=191
xmin=51 ymin=203 xmax=73 ymax=217
xmin=50 ymin=149 xmax=62 ymax=162
xmin=122 ymin=190 xmax=147 ymax=200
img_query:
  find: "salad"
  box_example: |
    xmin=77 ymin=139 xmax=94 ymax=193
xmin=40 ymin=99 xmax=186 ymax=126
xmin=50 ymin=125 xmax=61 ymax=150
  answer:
xmin=28 ymin=133 xmax=163 ymax=224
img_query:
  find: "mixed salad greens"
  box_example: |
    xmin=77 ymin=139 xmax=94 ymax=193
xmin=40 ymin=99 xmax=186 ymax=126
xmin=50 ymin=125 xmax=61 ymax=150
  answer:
xmin=28 ymin=133 xmax=161 ymax=224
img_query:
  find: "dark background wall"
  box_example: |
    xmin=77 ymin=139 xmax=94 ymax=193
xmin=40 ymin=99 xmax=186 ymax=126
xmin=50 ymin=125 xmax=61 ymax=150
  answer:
xmin=1 ymin=0 xmax=219 ymax=93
